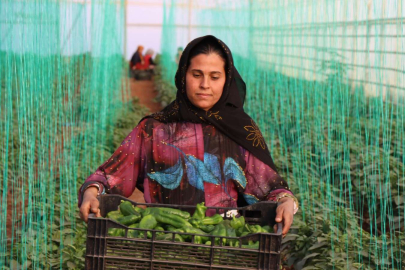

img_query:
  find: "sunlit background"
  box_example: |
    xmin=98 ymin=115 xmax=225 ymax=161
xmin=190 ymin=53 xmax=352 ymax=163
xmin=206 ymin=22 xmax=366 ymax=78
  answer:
xmin=1 ymin=0 xmax=404 ymax=269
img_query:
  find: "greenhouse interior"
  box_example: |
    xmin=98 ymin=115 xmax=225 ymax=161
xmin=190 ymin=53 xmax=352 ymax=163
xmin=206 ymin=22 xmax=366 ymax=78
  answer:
xmin=0 ymin=0 xmax=404 ymax=269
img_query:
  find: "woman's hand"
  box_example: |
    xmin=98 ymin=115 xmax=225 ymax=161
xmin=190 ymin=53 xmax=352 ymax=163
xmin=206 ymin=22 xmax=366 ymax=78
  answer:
xmin=274 ymin=197 xmax=295 ymax=236
xmin=79 ymin=187 xmax=101 ymax=223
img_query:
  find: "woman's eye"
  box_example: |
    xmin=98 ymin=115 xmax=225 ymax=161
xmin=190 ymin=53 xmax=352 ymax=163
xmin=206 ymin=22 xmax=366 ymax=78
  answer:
xmin=212 ymin=77 xmax=219 ymax=80
xmin=193 ymin=74 xmax=200 ymax=78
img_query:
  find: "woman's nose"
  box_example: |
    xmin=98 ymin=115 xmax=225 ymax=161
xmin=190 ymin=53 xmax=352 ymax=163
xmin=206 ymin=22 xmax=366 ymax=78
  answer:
xmin=200 ymin=77 xmax=210 ymax=89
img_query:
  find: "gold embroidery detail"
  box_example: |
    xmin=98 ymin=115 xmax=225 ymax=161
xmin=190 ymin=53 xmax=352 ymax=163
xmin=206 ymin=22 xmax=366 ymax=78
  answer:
xmin=244 ymin=119 xmax=266 ymax=149
xmin=152 ymin=101 xmax=179 ymax=121
xmin=206 ymin=110 xmax=222 ymax=120
xmin=243 ymin=192 xmax=260 ymax=201
xmin=172 ymin=102 xmax=179 ymax=111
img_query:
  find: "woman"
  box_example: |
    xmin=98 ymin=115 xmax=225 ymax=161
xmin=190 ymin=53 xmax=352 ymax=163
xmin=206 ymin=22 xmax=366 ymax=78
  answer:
xmin=135 ymin=49 xmax=155 ymax=74
xmin=129 ymin=45 xmax=144 ymax=71
xmin=135 ymin=49 xmax=155 ymax=70
xmin=143 ymin=49 xmax=156 ymax=68
xmin=79 ymin=35 xmax=298 ymax=235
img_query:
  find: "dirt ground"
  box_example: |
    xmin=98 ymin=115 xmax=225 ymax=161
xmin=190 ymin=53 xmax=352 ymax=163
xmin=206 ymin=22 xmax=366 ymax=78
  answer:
xmin=127 ymin=78 xmax=162 ymax=204
xmin=129 ymin=79 xmax=162 ymax=113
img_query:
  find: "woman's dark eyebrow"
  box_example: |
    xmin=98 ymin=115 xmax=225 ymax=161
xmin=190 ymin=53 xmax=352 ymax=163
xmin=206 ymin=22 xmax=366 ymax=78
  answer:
xmin=191 ymin=69 xmax=222 ymax=74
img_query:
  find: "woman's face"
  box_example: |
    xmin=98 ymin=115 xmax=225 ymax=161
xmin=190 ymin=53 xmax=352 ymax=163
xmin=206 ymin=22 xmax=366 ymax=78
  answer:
xmin=186 ymin=53 xmax=226 ymax=111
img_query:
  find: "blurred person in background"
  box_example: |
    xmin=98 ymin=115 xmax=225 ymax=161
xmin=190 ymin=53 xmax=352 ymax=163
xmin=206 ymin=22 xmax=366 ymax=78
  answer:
xmin=134 ymin=48 xmax=156 ymax=79
xmin=129 ymin=45 xmax=144 ymax=77
xmin=144 ymin=49 xmax=156 ymax=69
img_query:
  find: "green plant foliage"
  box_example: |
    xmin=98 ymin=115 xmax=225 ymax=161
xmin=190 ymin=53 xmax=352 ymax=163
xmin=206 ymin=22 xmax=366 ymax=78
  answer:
xmin=281 ymin=206 xmax=405 ymax=269
xmin=153 ymin=55 xmax=404 ymax=268
xmin=0 ymin=93 xmax=148 ymax=269
xmin=153 ymin=66 xmax=177 ymax=107
xmin=0 ymin=1 xmax=129 ymax=267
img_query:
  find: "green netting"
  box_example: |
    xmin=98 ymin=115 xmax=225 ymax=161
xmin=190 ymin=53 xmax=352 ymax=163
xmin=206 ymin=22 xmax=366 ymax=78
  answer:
xmin=0 ymin=0 xmax=127 ymax=268
xmin=160 ymin=0 xmax=405 ymax=268
xmin=1 ymin=0 xmax=404 ymax=269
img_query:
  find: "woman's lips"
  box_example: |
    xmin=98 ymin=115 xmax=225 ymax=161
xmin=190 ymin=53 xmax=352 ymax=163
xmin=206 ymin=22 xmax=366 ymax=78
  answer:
xmin=196 ymin=93 xmax=212 ymax=98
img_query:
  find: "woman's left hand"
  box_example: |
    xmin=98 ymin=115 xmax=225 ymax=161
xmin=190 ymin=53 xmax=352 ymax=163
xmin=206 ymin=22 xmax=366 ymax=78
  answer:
xmin=274 ymin=197 xmax=295 ymax=236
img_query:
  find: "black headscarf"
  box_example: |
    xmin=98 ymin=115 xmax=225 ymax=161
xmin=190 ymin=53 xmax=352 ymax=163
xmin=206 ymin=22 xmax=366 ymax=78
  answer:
xmin=146 ymin=35 xmax=278 ymax=172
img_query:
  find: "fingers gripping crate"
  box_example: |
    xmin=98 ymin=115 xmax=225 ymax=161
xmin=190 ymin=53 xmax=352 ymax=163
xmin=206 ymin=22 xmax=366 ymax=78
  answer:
xmin=86 ymin=195 xmax=282 ymax=270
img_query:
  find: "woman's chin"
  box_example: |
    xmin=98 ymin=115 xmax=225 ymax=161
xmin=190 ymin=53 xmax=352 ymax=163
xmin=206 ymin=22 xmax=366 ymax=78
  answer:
xmin=191 ymin=101 xmax=211 ymax=111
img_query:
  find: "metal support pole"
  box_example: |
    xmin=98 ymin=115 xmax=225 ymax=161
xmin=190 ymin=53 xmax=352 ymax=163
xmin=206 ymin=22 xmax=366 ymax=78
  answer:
xmin=188 ymin=0 xmax=192 ymax=42
xmin=394 ymin=0 xmax=403 ymax=102
xmin=124 ymin=0 xmax=127 ymax=59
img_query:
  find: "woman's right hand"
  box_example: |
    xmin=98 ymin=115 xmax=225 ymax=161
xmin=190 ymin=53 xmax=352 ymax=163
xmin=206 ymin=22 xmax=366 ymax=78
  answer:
xmin=79 ymin=187 xmax=101 ymax=222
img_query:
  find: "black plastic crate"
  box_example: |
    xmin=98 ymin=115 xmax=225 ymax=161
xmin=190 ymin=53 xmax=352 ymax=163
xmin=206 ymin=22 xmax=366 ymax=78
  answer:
xmin=86 ymin=194 xmax=282 ymax=270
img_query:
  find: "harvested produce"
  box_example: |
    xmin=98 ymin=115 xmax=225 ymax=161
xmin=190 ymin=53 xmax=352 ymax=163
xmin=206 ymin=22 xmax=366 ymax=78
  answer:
xmin=106 ymin=201 xmax=274 ymax=249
